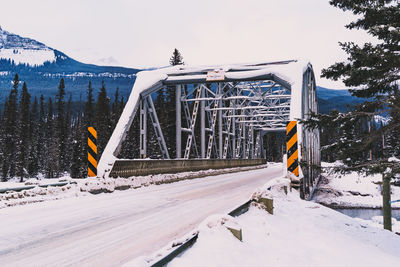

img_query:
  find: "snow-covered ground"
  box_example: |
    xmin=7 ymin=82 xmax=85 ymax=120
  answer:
xmin=354 ymin=216 xmax=400 ymax=233
xmin=0 ymin=164 xmax=268 ymax=209
xmin=314 ymin=162 xmax=400 ymax=208
xmin=3 ymin=162 xmax=400 ymax=267
xmin=0 ymin=165 xmax=281 ymax=266
xmin=0 ymin=26 xmax=56 ymax=66
xmin=0 ymin=47 xmax=55 ymax=66
xmin=137 ymin=177 xmax=400 ymax=267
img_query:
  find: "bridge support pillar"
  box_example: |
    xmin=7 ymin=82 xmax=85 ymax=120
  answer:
xmin=218 ymin=83 xmax=223 ymax=159
xmin=176 ymin=85 xmax=182 ymax=159
xmin=201 ymin=85 xmax=205 ymax=158
xmin=232 ymin=106 xmax=236 ymax=159
xmin=242 ymin=122 xmax=246 ymax=158
xmin=250 ymin=126 xmax=254 ymax=158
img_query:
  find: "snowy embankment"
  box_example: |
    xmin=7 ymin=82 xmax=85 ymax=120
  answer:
xmin=132 ymin=176 xmax=400 ymax=267
xmin=0 ymin=164 xmax=268 ymax=209
xmin=314 ymin=162 xmax=400 ymax=208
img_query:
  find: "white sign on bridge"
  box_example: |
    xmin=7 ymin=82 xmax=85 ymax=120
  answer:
xmin=206 ymin=69 xmax=225 ymax=81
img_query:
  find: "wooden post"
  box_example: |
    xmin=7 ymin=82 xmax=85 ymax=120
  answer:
xmin=383 ymin=173 xmax=392 ymax=231
xmin=258 ymin=197 xmax=274 ymax=215
xmin=226 ymin=226 xmax=243 ymax=241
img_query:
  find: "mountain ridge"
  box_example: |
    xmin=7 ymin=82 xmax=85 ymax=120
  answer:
xmin=0 ymin=26 xmax=362 ymax=113
xmin=0 ymin=26 xmax=139 ymax=102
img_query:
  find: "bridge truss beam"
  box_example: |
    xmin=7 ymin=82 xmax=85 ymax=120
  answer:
xmin=98 ymin=60 xmax=321 ymax=199
xmin=171 ymin=79 xmax=291 ymax=160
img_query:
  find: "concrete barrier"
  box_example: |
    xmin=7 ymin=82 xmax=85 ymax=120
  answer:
xmin=109 ymin=159 xmax=266 ymax=178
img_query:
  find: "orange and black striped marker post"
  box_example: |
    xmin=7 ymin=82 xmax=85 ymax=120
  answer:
xmin=286 ymin=121 xmax=299 ymax=177
xmin=88 ymin=127 xmax=97 ymax=177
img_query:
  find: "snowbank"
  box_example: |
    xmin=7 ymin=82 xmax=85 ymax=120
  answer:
xmin=0 ymin=164 xmax=270 ymax=209
xmin=314 ymin=162 xmax=400 ymax=208
xmin=355 ymin=216 xmax=400 ymax=233
xmin=159 ymin=178 xmax=400 ymax=267
xmin=0 ymin=182 xmax=84 ymax=209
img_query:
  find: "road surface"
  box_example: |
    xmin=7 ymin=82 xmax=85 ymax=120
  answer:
xmin=0 ymin=164 xmax=282 ymax=266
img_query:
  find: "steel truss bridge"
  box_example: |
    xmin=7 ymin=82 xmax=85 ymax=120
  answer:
xmin=98 ymin=60 xmax=321 ymax=199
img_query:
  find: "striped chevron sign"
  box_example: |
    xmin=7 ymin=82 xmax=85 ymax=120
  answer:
xmin=286 ymin=121 xmax=299 ymax=177
xmin=88 ymin=127 xmax=97 ymax=177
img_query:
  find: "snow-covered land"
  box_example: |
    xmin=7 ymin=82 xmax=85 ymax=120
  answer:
xmin=0 ymin=166 xmax=281 ymax=266
xmin=0 ymin=26 xmax=56 ymax=66
xmin=42 ymin=72 xmax=136 ymax=78
xmin=2 ymin=163 xmax=400 ymax=266
xmin=314 ymin=162 xmax=400 ymax=208
xmin=354 ymin=216 xmax=400 ymax=233
xmin=0 ymin=47 xmax=55 ymax=66
xmin=132 ymin=176 xmax=400 ymax=267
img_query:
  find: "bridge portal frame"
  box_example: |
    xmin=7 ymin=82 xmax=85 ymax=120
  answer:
xmin=98 ymin=60 xmax=320 ymax=199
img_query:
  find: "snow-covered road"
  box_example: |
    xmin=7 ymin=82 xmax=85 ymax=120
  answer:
xmin=0 ymin=164 xmax=282 ymax=266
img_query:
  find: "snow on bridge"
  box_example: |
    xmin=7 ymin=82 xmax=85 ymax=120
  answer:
xmin=98 ymin=59 xmax=320 ymax=199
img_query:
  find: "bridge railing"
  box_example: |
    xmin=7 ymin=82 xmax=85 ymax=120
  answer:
xmin=109 ymin=158 xmax=266 ymax=178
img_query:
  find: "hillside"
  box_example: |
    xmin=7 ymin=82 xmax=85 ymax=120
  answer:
xmin=317 ymin=86 xmax=365 ymax=114
xmin=0 ymin=26 xmax=364 ymax=114
xmin=0 ymin=26 xmax=139 ymax=102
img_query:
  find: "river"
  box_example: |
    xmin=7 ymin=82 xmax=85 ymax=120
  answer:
xmin=335 ymin=208 xmax=400 ymax=221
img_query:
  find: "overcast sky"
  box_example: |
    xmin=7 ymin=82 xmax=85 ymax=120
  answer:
xmin=0 ymin=0 xmax=375 ymax=89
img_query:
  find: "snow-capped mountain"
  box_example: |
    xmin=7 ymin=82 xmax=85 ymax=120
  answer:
xmin=0 ymin=26 xmax=56 ymax=66
xmin=0 ymin=26 xmax=139 ymax=102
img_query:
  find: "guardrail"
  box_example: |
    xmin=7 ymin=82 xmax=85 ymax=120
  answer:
xmin=110 ymin=159 xmax=266 ymax=178
xmin=150 ymin=199 xmax=255 ymax=267
xmin=0 ymin=181 xmax=77 ymax=194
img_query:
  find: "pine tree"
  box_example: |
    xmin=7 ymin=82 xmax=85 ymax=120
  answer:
xmin=319 ymin=110 xmax=340 ymax=162
xmin=111 ymin=87 xmax=121 ymax=131
xmin=306 ymin=0 xmax=400 ymax=231
xmin=37 ymin=95 xmax=46 ymax=174
xmin=64 ymin=94 xmax=72 ymax=173
xmin=28 ymin=96 xmax=39 ymax=177
xmin=2 ymin=74 xmax=20 ymax=179
xmin=119 ymin=115 xmax=140 ymax=159
xmin=169 ymin=48 xmax=184 ymax=66
xmin=16 ymin=82 xmax=31 ymax=181
xmin=1 ymin=98 xmax=8 ymax=181
xmin=56 ymin=78 xmax=66 ymax=175
xmin=84 ymin=81 xmax=95 ymax=127
xmin=95 ymin=81 xmax=111 ymax=158
xmin=119 ymin=96 xmax=125 ymax=115
xmin=1 ymin=98 xmax=9 ymax=181
xmin=70 ymin=116 xmax=83 ymax=178
xmin=45 ymin=97 xmax=57 ymax=178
